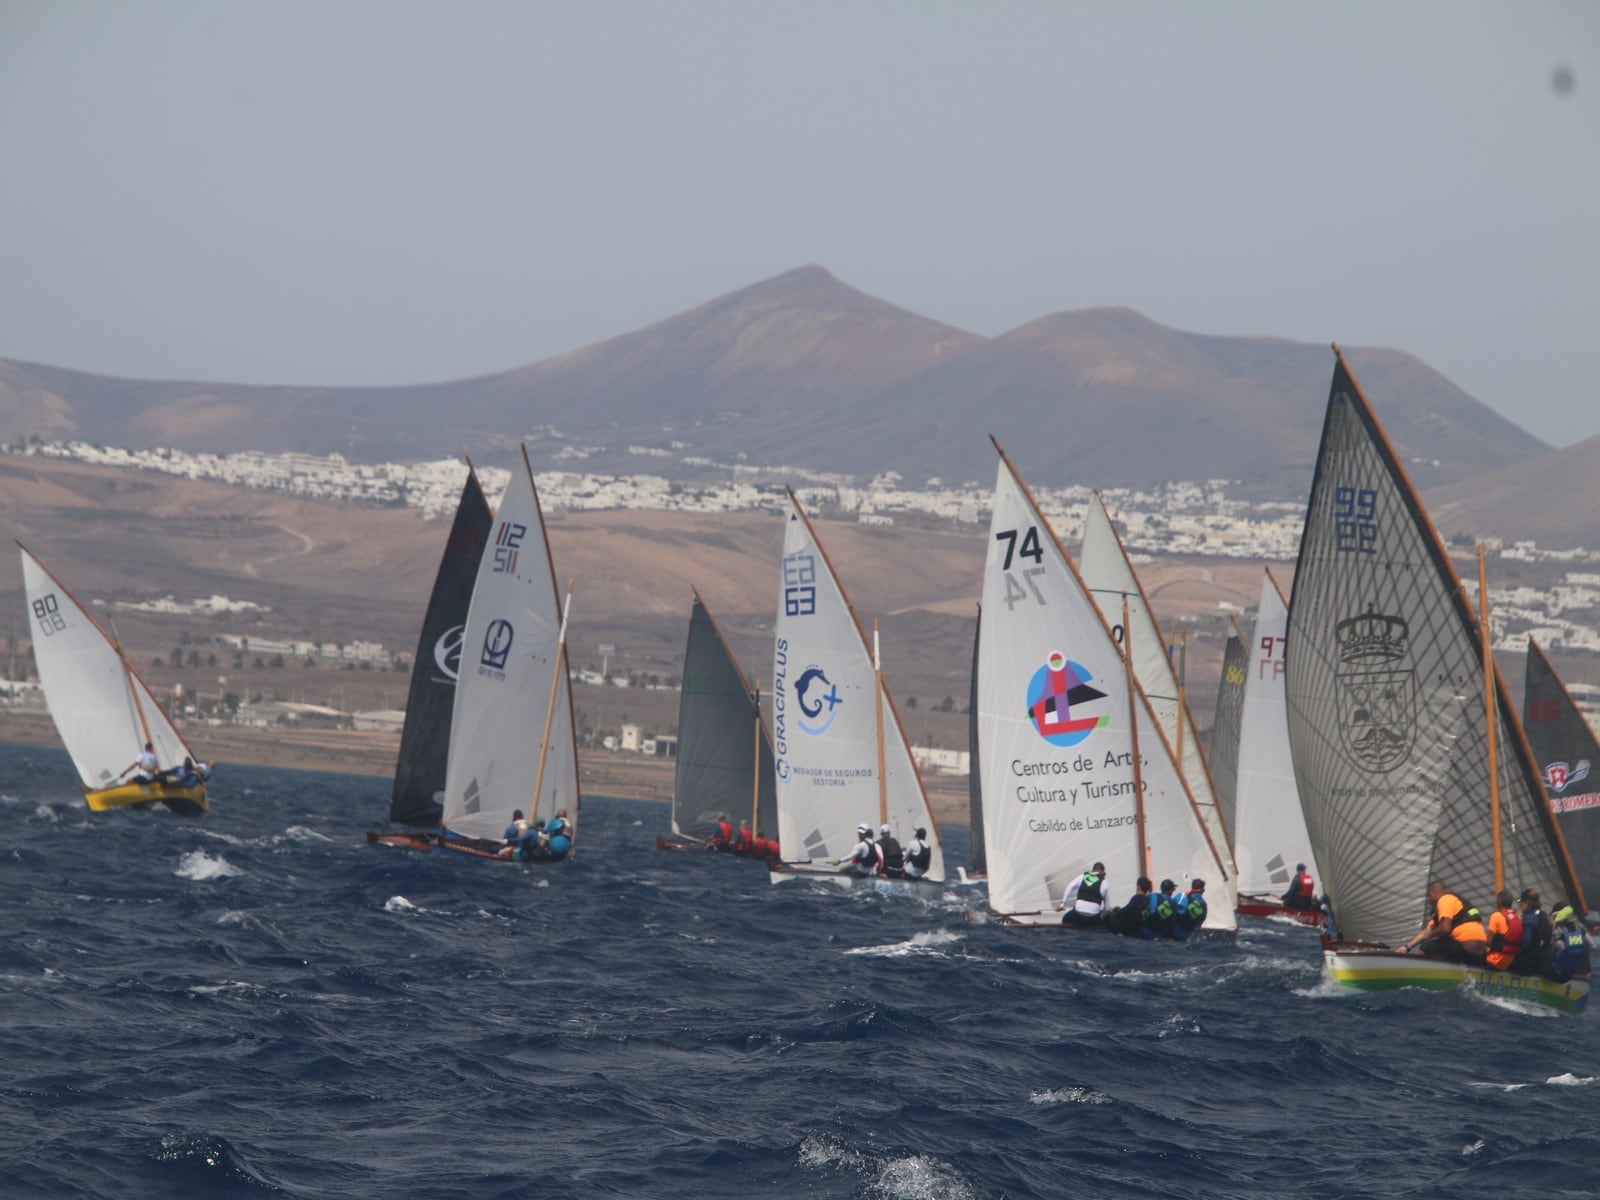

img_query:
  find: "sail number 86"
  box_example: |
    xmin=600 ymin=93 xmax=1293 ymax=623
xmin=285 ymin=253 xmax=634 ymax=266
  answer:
xmin=995 ymin=526 xmax=1047 ymax=611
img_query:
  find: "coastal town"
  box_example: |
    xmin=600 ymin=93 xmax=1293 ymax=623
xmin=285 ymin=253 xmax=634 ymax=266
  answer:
xmin=6 ymin=438 xmax=1599 ymax=743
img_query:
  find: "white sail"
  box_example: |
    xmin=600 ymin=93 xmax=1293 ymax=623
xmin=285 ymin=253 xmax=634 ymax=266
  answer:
xmin=1078 ymin=493 xmax=1239 ymax=911
xmin=20 ymin=544 xmax=193 ymax=787
xmin=442 ymin=447 xmax=580 ymax=843
xmin=1232 ymin=570 xmax=1317 ymax=898
xmin=978 ymin=452 xmax=1235 ymax=928
xmin=771 ymin=492 xmax=944 ymax=881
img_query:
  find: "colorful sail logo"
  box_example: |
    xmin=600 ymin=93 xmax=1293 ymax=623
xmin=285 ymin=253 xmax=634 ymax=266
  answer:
xmin=1025 ymin=651 xmax=1108 ymax=748
xmin=795 ymin=664 xmax=842 ymax=736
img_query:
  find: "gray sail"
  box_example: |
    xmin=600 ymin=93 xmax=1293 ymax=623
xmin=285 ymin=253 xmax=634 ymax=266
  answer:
xmin=1285 ymin=350 xmax=1583 ymax=946
xmin=1524 ymin=638 xmax=1600 ymax=911
xmin=389 ymin=469 xmax=492 ymax=825
xmin=672 ymin=592 xmax=777 ymax=842
xmin=1209 ymin=625 xmax=1249 ymax=842
xmin=967 ymin=605 xmax=986 ymax=877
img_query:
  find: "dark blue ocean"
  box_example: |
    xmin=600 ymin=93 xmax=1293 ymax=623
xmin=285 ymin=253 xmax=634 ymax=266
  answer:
xmin=3 ymin=743 xmax=1598 ymax=1200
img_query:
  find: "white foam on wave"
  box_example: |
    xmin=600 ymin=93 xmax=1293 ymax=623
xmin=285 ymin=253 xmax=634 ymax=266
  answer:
xmin=1471 ymin=1072 xmax=1596 ymax=1092
xmin=1030 ymin=1085 xmax=1112 ymax=1106
xmin=280 ymin=825 xmax=333 ymax=843
xmin=872 ymin=1153 xmax=976 ymax=1200
xmin=844 ymin=929 xmax=964 ymax=958
xmin=798 ymin=1134 xmax=867 ymax=1173
xmin=198 ymin=828 xmax=246 ymax=847
xmin=385 ymin=895 xmax=420 ymax=914
xmin=216 ymin=910 xmax=251 ymax=927
xmin=175 ymin=850 xmax=242 ymax=880
xmin=31 ymin=803 xmax=59 ymax=822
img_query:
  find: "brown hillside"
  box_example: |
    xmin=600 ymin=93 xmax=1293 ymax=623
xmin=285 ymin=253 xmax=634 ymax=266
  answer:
xmin=0 ymin=267 xmax=1560 ymax=502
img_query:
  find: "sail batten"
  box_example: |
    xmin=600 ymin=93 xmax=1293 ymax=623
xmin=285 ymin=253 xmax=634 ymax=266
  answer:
xmin=1285 ymin=350 xmax=1581 ymax=947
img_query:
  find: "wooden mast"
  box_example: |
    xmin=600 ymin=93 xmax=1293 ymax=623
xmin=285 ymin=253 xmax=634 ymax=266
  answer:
xmin=1479 ymin=546 xmax=1504 ymax=891
xmin=530 ymin=582 xmax=573 ymax=822
xmin=874 ymin=620 xmax=888 ymax=830
xmin=1124 ymin=596 xmax=1149 ymax=879
xmin=750 ymin=680 xmax=763 ymax=836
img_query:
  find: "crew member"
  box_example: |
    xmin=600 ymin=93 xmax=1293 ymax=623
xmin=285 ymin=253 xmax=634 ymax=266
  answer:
xmin=1282 ymin=863 xmax=1317 ymax=911
xmin=845 ymin=824 xmax=882 ymax=876
xmin=877 ymin=824 xmax=905 ymax=877
xmin=902 ymin=827 xmax=933 ymax=880
xmin=1484 ymin=889 xmax=1523 ymax=971
xmin=1057 ymin=861 xmax=1109 ymax=927
xmin=1172 ymin=878 xmax=1209 ymax=939
xmin=1398 ymin=880 xmax=1487 ymax=964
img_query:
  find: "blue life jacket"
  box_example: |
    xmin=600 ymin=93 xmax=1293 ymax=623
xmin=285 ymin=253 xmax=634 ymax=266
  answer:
xmin=1548 ymin=928 xmax=1589 ymax=977
xmin=1140 ymin=893 xmax=1175 ymax=939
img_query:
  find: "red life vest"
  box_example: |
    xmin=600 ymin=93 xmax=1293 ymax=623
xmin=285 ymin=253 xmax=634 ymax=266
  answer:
xmin=712 ymin=819 xmax=732 ymax=847
xmin=1293 ymin=871 xmax=1315 ymax=899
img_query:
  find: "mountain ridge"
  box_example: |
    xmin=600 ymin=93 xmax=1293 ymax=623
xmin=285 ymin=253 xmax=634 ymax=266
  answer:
xmin=0 ymin=266 xmax=1573 ymax=525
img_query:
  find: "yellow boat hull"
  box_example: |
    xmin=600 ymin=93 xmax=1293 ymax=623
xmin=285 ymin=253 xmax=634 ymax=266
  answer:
xmin=84 ymin=780 xmax=208 ymax=818
xmin=1325 ymin=948 xmax=1589 ymax=1015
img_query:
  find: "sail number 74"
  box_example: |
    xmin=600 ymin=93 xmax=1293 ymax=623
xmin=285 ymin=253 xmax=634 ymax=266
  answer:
xmin=995 ymin=526 xmax=1047 ymax=611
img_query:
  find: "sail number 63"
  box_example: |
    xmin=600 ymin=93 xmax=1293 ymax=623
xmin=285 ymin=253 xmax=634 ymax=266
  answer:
xmin=995 ymin=526 xmax=1047 ymax=611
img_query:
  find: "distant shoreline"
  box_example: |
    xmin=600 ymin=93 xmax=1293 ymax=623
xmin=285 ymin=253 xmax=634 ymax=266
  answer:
xmin=0 ymin=711 xmax=971 ymax=827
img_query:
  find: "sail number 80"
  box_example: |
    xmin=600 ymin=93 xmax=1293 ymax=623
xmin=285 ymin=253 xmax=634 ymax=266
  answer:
xmin=995 ymin=526 xmax=1047 ymax=611
xmin=32 ymin=594 xmax=67 ymax=636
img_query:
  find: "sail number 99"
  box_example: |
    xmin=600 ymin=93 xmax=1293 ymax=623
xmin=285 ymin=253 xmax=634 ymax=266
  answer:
xmin=995 ymin=526 xmax=1047 ymax=611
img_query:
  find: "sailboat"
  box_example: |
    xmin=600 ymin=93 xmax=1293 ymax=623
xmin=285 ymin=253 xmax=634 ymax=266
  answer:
xmin=1285 ymin=347 xmax=1587 ymax=1013
xmin=1523 ymin=637 xmax=1600 ymax=913
xmin=1230 ymin=570 xmax=1321 ymax=925
xmin=19 ymin=543 xmax=210 ymax=816
xmin=369 ymin=446 xmax=580 ymax=861
xmin=385 ymin=467 xmax=492 ymax=828
xmin=768 ymin=489 xmax=946 ymax=895
xmin=656 ymin=589 xmax=779 ymax=861
xmin=975 ymin=444 xmax=1236 ymax=929
xmin=1078 ymin=492 xmax=1240 ymax=917
xmin=1207 ymin=621 xmax=1249 ymax=841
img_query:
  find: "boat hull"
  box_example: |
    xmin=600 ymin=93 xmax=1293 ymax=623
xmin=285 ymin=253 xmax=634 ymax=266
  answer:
xmin=1324 ymin=948 xmax=1590 ymax=1015
xmin=84 ymin=781 xmax=207 ymax=817
xmin=768 ymin=861 xmax=944 ymax=899
xmin=655 ymin=834 xmax=778 ymax=865
xmin=1237 ymin=897 xmax=1324 ymax=928
xmin=365 ymin=829 xmax=572 ymax=864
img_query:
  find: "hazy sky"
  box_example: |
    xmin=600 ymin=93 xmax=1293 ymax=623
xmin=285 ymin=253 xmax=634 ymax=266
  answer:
xmin=2 ymin=2 xmax=1595 ymax=445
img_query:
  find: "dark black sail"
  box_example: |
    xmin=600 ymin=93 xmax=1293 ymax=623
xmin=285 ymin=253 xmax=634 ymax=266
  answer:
xmin=672 ymin=591 xmax=778 ymax=842
xmin=1524 ymin=638 xmax=1600 ymax=912
xmin=967 ymin=605 xmax=985 ymax=878
xmin=388 ymin=469 xmax=492 ymax=825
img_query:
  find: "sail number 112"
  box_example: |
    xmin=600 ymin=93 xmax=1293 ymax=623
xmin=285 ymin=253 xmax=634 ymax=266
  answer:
xmin=995 ymin=525 xmax=1047 ymax=611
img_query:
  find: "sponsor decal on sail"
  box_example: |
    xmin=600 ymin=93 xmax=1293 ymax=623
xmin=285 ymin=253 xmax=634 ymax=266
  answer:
xmin=1334 ymin=605 xmax=1415 ymax=772
xmin=1025 ymin=651 xmax=1108 ymax=748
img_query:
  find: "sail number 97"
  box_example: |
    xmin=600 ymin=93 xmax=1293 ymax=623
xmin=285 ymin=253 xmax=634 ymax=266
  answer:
xmin=995 ymin=526 xmax=1047 ymax=611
